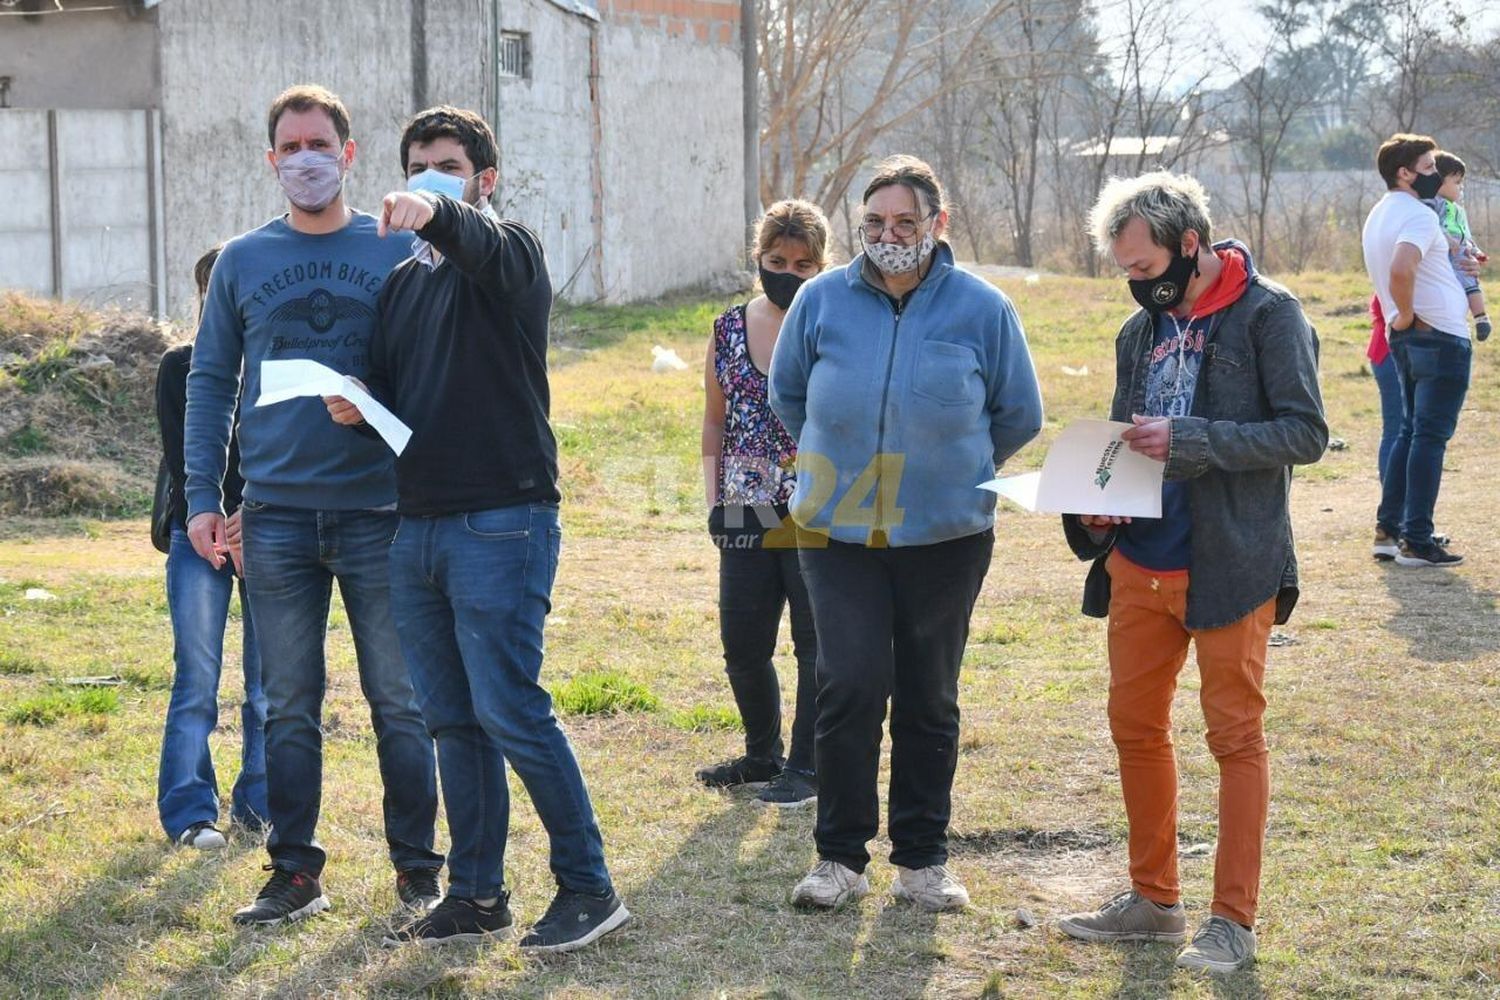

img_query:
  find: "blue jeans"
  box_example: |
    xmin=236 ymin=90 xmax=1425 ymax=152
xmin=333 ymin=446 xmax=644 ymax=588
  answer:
xmin=389 ymin=503 xmax=612 ymax=899
xmin=158 ymin=526 xmax=267 ymax=838
xmin=1371 ymin=352 xmax=1403 ymax=483
xmin=1377 ymin=330 xmax=1472 ymax=546
xmin=240 ymin=503 xmax=440 ymax=876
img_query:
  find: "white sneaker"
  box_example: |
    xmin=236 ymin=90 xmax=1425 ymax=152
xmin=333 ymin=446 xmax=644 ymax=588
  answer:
xmin=790 ymin=860 xmax=869 ymax=909
xmin=175 ymin=822 xmax=226 ymax=850
xmin=890 ymin=864 xmax=970 ymax=912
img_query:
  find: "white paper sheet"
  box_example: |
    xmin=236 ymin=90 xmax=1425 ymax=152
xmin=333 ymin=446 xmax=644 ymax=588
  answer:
xmin=979 ymin=419 xmax=1163 ymax=517
xmin=256 ymin=359 xmax=412 ymax=456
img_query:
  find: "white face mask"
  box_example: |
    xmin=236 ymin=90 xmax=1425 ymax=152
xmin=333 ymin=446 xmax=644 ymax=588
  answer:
xmin=863 ymin=232 xmax=936 ymax=275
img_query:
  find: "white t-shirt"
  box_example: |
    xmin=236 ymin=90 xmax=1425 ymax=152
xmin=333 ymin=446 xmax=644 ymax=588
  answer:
xmin=1362 ymin=191 xmax=1471 ymax=340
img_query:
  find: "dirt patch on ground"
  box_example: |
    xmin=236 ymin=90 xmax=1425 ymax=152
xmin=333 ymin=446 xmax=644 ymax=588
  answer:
xmin=0 ymin=293 xmax=176 ymax=517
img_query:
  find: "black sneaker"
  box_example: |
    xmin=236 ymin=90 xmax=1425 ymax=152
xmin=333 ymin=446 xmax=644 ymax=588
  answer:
xmin=695 ymin=754 xmax=783 ymax=788
xmin=1396 ymin=539 xmax=1465 ymax=567
xmin=232 ymin=865 xmax=330 ymax=926
xmin=396 ymin=867 xmax=442 ymax=912
xmin=1476 ymin=316 xmax=1491 ymax=342
xmin=756 ymin=768 xmax=817 ymax=808
xmin=518 ymin=887 xmax=631 ymax=954
xmin=383 ymin=893 xmax=514 ymax=947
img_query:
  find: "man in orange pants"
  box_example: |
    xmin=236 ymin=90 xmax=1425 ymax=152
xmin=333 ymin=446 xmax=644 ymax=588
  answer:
xmin=1055 ymin=171 xmax=1327 ymax=974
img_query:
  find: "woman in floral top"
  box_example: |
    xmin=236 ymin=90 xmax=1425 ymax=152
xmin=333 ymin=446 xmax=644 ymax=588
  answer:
xmin=698 ymin=199 xmax=830 ymax=807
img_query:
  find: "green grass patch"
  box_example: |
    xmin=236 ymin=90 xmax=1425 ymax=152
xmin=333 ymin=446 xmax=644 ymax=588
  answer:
xmin=551 ymin=670 xmax=661 ymax=716
xmin=0 ymin=652 xmax=46 ymax=675
xmin=666 ymin=704 xmax=744 ymax=733
xmin=5 ymin=686 xmax=119 ymax=726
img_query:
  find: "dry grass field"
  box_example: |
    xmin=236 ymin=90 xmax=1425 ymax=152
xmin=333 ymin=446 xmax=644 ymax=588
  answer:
xmin=0 ymin=270 xmax=1497 ymax=998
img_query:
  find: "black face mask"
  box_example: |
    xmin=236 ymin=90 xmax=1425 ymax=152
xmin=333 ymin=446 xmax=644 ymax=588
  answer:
xmin=1129 ymin=249 xmax=1200 ymax=314
xmin=1412 ymin=169 xmax=1443 ymax=200
xmin=759 ymin=266 xmax=807 ymax=310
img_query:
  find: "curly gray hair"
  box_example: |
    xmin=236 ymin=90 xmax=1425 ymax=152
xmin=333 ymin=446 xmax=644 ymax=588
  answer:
xmin=1087 ymin=171 xmax=1213 ymax=255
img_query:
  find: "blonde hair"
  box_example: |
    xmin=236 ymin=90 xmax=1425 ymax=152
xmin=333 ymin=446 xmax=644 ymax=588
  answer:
xmin=754 ymin=199 xmax=832 ymax=267
xmin=1087 ymin=171 xmax=1213 ymax=254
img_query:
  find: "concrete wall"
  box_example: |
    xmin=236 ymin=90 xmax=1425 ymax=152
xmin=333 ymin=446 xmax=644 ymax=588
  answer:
xmin=0 ymin=5 xmax=158 ymax=110
xmin=156 ymin=0 xmax=415 ymax=321
xmin=0 ymin=108 xmax=155 ymax=310
xmin=596 ymin=0 xmax=744 ymax=300
xmin=0 ymin=0 xmax=745 ymax=315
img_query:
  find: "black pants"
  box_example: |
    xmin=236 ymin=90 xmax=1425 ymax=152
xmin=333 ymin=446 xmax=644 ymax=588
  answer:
xmin=718 ymin=545 xmax=819 ymax=773
xmin=799 ymin=529 xmax=993 ymax=872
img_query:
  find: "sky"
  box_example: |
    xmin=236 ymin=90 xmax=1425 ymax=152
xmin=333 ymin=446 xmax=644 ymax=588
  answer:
xmin=1089 ymin=0 xmax=1500 ymax=89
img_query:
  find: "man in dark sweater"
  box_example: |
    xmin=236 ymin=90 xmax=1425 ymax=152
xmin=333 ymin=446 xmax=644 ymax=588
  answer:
xmin=326 ymin=106 xmax=628 ymax=952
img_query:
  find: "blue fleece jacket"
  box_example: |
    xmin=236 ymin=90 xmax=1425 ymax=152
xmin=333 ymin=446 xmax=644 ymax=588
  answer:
xmin=184 ymin=213 xmax=408 ymax=518
xmin=769 ymin=243 xmax=1044 ymax=546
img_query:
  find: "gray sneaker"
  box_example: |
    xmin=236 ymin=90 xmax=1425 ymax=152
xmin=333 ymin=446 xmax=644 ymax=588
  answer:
xmin=890 ymin=864 xmax=970 ymax=912
xmin=1056 ymin=889 xmax=1187 ymax=944
xmin=790 ymin=860 xmax=869 ymax=909
xmin=1176 ymin=915 xmax=1256 ymax=973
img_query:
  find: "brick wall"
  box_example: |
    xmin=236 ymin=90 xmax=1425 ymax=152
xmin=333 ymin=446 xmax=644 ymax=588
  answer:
xmin=596 ymin=0 xmax=741 ymax=46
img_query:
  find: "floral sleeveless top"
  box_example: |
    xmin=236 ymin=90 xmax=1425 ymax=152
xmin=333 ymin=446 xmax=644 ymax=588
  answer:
xmin=714 ymin=304 xmax=797 ymax=507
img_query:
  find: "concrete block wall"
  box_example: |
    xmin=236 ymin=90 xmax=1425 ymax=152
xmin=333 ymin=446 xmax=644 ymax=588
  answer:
xmin=156 ymin=0 xmax=415 ymax=322
xmin=595 ymin=0 xmax=745 ymax=300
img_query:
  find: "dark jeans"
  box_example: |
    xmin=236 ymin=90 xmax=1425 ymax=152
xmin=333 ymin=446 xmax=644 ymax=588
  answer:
xmin=798 ymin=529 xmax=993 ymax=873
xmin=158 ymin=526 xmax=267 ymax=838
xmin=718 ymin=545 xmax=818 ymax=773
xmin=240 ymin=503 xmax=441 ymax=876
xmin=1377 ymin=329 xmax=1471 ymax=545
xmin=389 ymin=503 xmax=612 ymax=899
xmin=1371 ymin=351 xmax=1403 ymax=483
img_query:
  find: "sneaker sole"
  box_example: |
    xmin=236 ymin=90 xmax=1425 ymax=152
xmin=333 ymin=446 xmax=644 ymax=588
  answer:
xmin=754 ymin=794 xmax=817 ymax=809
xmin=381 ymin=925 xmax=516 ymax=948
xmin=1056 ymin=919 xmax=1186 ymax=945
xmin=890 ymin=883 xmax=969 ymax=912
xmin=1394 ymin=554 xmax=1464 ymax=567
xmin=791 ymin=884 xmax=869 ymax=910
xmin=1176 ymin=953 xmax=1254 ymax=974
xmin=1372 ymin=549 xmax=1397 ymax=561
xmin=518 ymin=903 xmax=631 ymax=954
xmin=233 ymin=894 xmax=331 ymax=927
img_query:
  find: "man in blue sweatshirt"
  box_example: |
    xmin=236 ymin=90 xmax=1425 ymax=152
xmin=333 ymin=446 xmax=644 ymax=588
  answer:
xmin=326 ymin=105 xmax=628 ymax=954
xmin=184 ymin=84 xmax=440 ymax=926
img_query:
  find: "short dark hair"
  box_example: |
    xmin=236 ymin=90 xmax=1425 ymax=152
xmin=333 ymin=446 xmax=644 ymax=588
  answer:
xmin=399 ymin=106 xmax=498 ymax=175
xmin=266 ymin=84 xmax=351 ymax=149
xmin=193 ymin=244 xmax=223 ymax=305
xmin=1377 ymin=133 xmax=1437 ymax=189
xmin=1435 ymin=151 xmax=1466 ymax=179
xmin=862 ymin=154 xmax=948 ymax=218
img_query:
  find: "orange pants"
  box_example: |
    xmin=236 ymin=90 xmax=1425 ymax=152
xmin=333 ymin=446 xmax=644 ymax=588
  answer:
xmin=1105 ymin=550 xmax=1274 ymax=927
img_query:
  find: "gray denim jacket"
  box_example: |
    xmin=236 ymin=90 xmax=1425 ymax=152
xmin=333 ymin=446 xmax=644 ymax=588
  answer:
xmin=1063 ymin=243 xmax=1328 ymax=630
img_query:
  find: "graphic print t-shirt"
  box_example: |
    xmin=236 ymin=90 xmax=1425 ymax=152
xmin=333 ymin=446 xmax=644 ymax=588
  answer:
xmin=183 ymin=213 xmax=411 ymax=517
xmin=1116 ymin=312 xmax=1208 ymax=572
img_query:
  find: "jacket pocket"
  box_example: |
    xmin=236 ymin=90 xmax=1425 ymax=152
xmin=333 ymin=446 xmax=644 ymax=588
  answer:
xmin=912 ymin=341 xmax=980 ymax=406
xmin=1203 ymin=343 xmax=1257 ymax=414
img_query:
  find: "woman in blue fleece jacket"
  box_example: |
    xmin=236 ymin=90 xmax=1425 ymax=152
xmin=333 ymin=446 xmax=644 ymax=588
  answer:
xmin=770 ymin=156 xmax=1043 ymax=912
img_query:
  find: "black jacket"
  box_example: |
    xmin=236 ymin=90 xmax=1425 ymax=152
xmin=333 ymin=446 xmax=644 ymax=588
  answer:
xmin=1063 ymin=245 xmax=1328 ymax=630
xmin=154 ymin=344 xmax=244 ymax=536
xmin=366 ymin=196 xmax=559 ymax=516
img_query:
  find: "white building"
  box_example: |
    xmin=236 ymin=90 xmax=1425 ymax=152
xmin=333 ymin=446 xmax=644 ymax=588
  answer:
xmin=0 ymin=0 xmax=747 ymax=320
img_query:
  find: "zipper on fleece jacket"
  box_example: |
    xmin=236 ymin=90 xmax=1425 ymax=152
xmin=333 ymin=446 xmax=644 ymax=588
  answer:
xmin=870 ymin=293 xmax=905 ymax=546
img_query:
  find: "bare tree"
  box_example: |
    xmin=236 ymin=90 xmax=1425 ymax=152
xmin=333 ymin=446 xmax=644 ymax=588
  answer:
xmin=756 ymin=0 xmax=1013 ymax=217
xmin=1216 ymin=0 xmax=1330 ymax=265
xmin=1060 ymin=0 xmax=1220 ymax=272
xmin=1335 ymin=0 xmax=1473 ymax=134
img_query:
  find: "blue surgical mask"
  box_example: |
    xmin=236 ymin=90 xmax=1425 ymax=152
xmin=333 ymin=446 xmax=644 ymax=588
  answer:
xmin=406 ymin=168 xmax=469 ymax=201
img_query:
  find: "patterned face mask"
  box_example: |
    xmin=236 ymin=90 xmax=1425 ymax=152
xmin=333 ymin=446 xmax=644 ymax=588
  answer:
xmin=862 ymin=232 xmax=936 ymax=275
